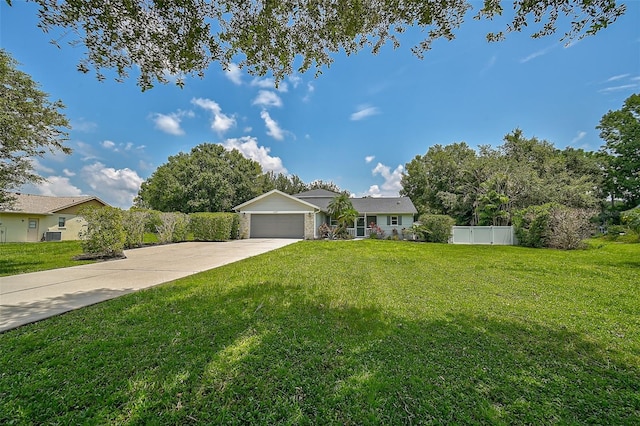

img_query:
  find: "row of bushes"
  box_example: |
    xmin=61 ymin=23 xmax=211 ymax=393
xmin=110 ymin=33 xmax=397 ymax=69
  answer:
xmin=79 ymin=207 xmax=239 ymax=256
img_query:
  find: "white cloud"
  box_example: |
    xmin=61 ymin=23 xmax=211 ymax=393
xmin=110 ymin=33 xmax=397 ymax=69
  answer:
xmin=75 ymin=141 xmax=99 ymax=161
xmin=28 ymin=176 xmax=83 ymax=197
xmin=101 ymin=139 xmax=143 ymax=153
xmin=599 ymin=84 xmax=638 ymax=94
xmin=152 ymin=113 xmax=184 ymax=135
xmin=365 ymin=155 xmax=375 ymax=163
xmin=260 ymin=110 xmax=285 ymax=140
xmin=364 ymin=185 xmax=382 ymax=198
xmin=151 ymin=110 xmax=194 ymax=136
xmin=252 ymin=90 xmax=283 ymax=108
xmin=191 ymin=98 xmax=236 ymax=135
xmin=571 ymin=131 xmax=587 ymax=144
xmin=520 ymin=45 xmax=555 ymax=63
xmin=607 ymin=73 xmax=630 ymax=82
xmin=224 ymin=63 xmax=242 ymax=85
xmin=220 ymin=136 xmax=287 ymax=174
xmin=350 ymin=105 xmax=380 ymax=121
xmin=251 ymin=77 xmax=288 ymax=92
xmin=29 ymin=158 xmax=55 ymax=174
xmin=70 ymin=118 xmax=97 ymax=133
xmin=63 ymin=168 xmax=76 ymax=177
xmin=303 ymin=82 xmax=315 ymax=102
xmin=80 ymin=162 xmax=144 ymax=208
xmin=288 ymin=74 xmax=302 ymax=89
xmin=366 ymin=162 xmax=404 ymax=196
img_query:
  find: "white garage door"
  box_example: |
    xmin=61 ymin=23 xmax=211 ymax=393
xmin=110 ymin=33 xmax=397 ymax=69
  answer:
xmin=250 ymin=214 xmax=304 ymax=238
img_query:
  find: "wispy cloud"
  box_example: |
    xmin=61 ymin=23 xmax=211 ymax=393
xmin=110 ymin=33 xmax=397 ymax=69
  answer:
xmin=101 ymin=140 xmax=142 ymax=153
xmin=252 ymin=90 xmax=283 ymax=108
xmin=607 ymin=73 xmax=630 ymax=82
xmin=70 ymin=118 xmax=97 ymax=133
xmin=520 ymin=45 xmax=556 ymax=63
xmin=350 ymin=104 xmax=380 ymax=121
xmin=480 ymin=55 xmax=497 ymax=74
xmin=191 ymin=98 xmax=236 ymax=135
xmin=303 ymin=82 xmax=315 ymax=102
xmin=29 ymin=176 xmax=83 ymax=197
xmin=221 ymin=136 xmax=287 ymax=174
xmin=571 ymin=131 xmax=587 ymax=144
xmin=224 ymin=63 xmax=242 ymax=85
xmin=599 ymin=84 xmax=638 ymax=94
xmin=260 ymin=110 xmax=285 ymax=140
xmin=365 ymin=155 xmax=375 ymax=163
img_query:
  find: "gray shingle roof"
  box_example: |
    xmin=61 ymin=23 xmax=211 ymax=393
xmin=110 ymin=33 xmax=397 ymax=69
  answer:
xmin=1 ymin=193 xmax=107 ymax=214
xmin=294 ymin=192 xmax=417 ymax=215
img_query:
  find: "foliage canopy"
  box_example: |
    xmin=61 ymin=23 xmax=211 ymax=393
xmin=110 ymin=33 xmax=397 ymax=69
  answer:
xmin=0 ymin=48 xmax=71 ymax=208
xmin=14 ymin=0 xmax=626 ymax=89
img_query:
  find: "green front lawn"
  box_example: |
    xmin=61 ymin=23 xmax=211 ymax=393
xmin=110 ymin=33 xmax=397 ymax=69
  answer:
xmin=1 ymin=241 xmax=638 ymax=424
xmin=0 ymin=241 xmax=93 ymax=276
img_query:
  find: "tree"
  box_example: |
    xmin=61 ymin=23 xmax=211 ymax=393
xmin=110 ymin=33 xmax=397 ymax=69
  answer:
xmin=306 ymin=180 xmax=345 ymax=194
xmin=0 ymin=48 xmax=71 ymax=208
xmin=597 ymin=93 xmax=640 ymax=209
xmin=401 ymin=130 xmax=602 ymax=225
xmin=135 ymin=143 xmax=263 ymax=213
xmin=327 ymin=193 xmax=358 ymax=237
xmin=15 ymin=0 xmax=625 ymax=90
xmin=260 ymin=171 xmax=307 ymax=194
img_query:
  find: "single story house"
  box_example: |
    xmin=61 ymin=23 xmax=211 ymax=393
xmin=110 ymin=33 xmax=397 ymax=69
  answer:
xmin=0 ymin=193 xmax=109 ymax=243
xmin=234 ymin=189 xmax=417 ymax=239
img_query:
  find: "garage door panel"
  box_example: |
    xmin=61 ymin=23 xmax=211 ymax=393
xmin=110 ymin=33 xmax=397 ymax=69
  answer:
xmin=251 ymin=214 xmax=304 ymax=238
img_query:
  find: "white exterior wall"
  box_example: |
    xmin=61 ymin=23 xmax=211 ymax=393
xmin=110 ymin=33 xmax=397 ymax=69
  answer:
xmin=0 ymin=213 xmax=88 ymax=242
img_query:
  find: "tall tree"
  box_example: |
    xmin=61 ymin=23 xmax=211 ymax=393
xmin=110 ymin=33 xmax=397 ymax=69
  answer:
xmin=260 ymin=172 xmax=307 ymax=195
xmin=0 ymin=48 xmax=71 ymax=208
xmin=135 ymin=143 xmax=263 ymax=213
xmin=14 ymin=0 xmax=625 ymax=90
xmin=597 ymin=93 xmax=640 ymax=209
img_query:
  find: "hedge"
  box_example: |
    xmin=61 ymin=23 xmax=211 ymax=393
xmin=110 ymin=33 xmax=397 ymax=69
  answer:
xmin=189 ymin=213 xmax=238 ymax=241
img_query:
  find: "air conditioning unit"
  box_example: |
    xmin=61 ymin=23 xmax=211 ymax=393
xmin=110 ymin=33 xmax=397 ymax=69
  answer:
xmin=45 ymin=231 xmax=62 ymax=241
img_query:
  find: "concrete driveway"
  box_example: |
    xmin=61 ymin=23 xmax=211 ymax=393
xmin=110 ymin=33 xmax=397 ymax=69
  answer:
xmin=0 ymin=239 xmax=299 ymax=333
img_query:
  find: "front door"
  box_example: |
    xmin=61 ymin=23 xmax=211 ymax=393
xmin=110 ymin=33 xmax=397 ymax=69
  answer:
xmin=27 ymin=218 xmax=39 ymax=242
xmin=356 ymin=217 xmax=365 ymax=237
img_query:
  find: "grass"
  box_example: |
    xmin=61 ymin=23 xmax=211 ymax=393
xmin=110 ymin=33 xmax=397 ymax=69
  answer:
xmin=0 ymin=241 xmax=94 ymax=276
xmin=1 ymin=240 xmax=638 ymax=424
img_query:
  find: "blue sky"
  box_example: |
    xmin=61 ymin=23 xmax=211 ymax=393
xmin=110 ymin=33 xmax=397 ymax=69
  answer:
xmin=1 ymin=1 xmax=639 ymax=208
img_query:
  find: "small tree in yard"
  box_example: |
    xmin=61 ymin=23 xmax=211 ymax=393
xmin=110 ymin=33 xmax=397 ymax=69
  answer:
xmin=547 ymin=207 xmax=595 ymax=250
xmin=79 ymin=206 xmax=126 ymax=257
xmin=156 ymin=212 xmax=189 ymax=243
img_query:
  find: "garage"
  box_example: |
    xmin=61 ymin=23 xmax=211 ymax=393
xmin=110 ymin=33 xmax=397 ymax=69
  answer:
xmin=250 ymin=214 xmax=305 ymax=238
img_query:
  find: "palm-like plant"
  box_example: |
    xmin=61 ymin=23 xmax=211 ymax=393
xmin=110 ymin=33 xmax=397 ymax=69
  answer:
xmin=327 ymin=194 xmax=358 ymax=238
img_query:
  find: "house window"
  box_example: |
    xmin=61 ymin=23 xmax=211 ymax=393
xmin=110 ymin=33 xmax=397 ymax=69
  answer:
xmin=58 ymin=217 xmax=66 ymax=228
xmin=330 ymin=216 xmax=338 ymax=226
xmin=390 ymin=216 xmax=399 ymax=225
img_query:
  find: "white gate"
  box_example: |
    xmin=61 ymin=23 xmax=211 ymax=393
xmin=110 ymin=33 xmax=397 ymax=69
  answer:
xmin=451 ymin=226 xmax=515 ymax=245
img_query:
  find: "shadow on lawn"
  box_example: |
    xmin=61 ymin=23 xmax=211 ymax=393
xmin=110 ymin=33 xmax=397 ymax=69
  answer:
xmin=1 ymin=280 xmax=638 ymax=424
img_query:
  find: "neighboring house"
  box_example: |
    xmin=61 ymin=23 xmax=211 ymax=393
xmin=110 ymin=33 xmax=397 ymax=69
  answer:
xmin=234 ymin=189 xmax=417 ymax=239
xmin=0 ymin=193 xmax=109 ymax=243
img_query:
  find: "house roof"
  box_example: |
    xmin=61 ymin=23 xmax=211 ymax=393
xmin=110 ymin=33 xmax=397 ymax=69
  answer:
xmin=293 ymin=189 xmax=340 ymax=198
xmin=351 ymin=197 xmax=417 ymax=214
xmin=0 ymin=193 xmax=108 ymax=215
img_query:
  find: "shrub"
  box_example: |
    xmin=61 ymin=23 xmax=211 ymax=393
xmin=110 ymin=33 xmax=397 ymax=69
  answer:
xmin=513 ymin=204 xmax=554 ymax=248
xmin=157 ymin=212 xmax=190 ymax=243
xmin=368 ymin=223 xmax=385 ymax=239
xmin=514 ymin=204 xmax=595 ymax=249
xmin=189 ymin=213 xmax=237 ymax=241
xmin=547 ymin=206 xmax=595 ymax=250
xmin=79 ymin=206 xmax=126 ymax=256
xmin=417 ymin=214 xmax=455 ymax=243
xmin=621 ymin=208 xmax=640 ymax=240
xmin=122 ymin=210 xmax=149 ymax=249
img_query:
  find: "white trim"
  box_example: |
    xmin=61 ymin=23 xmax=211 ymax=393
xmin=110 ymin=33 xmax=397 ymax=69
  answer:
xmin=233 ymin=189 xmax=321 ymax=211
xmin=241 ymin=210 xmax=315 ymax=214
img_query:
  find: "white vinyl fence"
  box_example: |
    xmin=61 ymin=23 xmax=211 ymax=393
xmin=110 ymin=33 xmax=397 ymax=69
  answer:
xmin=451 ymin=226 xmax=516 ymax=245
